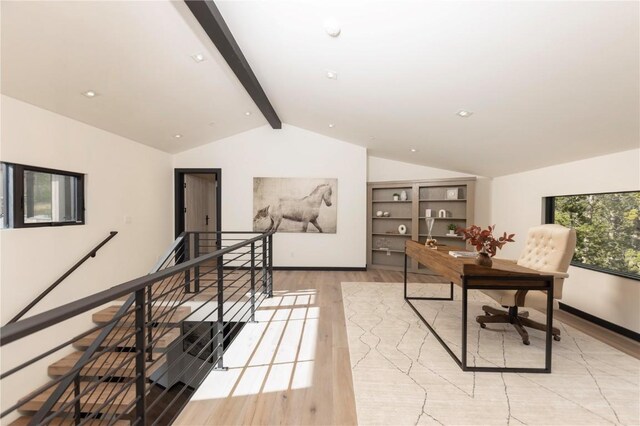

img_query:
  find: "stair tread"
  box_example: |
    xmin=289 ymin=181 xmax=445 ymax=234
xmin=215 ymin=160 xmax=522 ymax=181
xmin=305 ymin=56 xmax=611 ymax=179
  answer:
xmin=92 ymin=305 xmax=192 ymax=325
xmin=73 ymin=327 xmax=180 ymax=351
xmin=19 ymin=382 xmax=136 ymax=414
xmin=11 ymin=416 xmax=129 ymax=426
xmin=48 ymin=351 xmax=164 ymax=378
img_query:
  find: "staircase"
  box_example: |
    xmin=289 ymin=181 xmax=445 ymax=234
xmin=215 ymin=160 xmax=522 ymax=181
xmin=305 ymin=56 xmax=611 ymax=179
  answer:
xmin=0 ymin=230 xmax=274 ymax=426
xmin=12 ymin=302 xmax=191 ymax=425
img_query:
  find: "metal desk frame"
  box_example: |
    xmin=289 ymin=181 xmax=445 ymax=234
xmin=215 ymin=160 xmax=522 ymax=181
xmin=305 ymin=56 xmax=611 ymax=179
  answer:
xmin=403 ymin=249 xmax=554 ymax=374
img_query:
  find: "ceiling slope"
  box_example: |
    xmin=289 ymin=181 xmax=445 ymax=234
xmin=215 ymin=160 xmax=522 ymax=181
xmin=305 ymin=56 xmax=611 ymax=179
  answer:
xmin=217 ymin=0 xmax=639 ymax=176
xmin=1 ymin=0 xmax=266 ymax=153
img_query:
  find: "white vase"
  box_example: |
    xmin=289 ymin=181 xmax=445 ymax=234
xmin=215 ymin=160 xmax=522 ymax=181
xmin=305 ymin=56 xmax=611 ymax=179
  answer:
xmin=400 ymin=190 xmax=408 ymax=201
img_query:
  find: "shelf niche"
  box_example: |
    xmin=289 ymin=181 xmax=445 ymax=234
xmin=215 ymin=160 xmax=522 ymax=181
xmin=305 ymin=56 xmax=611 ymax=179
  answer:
xmin=367 ymin=178 xmax=476 ymax=273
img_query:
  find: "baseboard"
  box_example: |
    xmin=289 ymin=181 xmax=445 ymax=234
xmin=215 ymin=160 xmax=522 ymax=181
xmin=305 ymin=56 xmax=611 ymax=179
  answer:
xmin=273 ymin=266 xmax=367 ymax=271
xmin=558 ymin=302 xmax=640 ymax=342
xmin=222 ymin=266 xmax=367 ymax=272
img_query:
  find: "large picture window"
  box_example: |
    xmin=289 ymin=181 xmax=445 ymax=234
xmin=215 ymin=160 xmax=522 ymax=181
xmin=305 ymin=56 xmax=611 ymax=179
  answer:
xmin=1 ymin=163 xmax=85 ymax=228
xmin=545 ymin=191 xmax=639 ymax=280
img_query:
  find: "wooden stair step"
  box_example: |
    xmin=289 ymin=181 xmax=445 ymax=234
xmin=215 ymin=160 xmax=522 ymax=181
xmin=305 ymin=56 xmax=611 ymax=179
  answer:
xmin=11 ymin=416 xmax=129 ymax=426
xmin=73 ymin=327 xmax=180 ymax=352
xmin=92 ymin=305 xmax=192 ymax=326
xmin=18 ymin=382 xmax=136 ymax=415
xmin=48 ymin=351 xmax=164 ymax=379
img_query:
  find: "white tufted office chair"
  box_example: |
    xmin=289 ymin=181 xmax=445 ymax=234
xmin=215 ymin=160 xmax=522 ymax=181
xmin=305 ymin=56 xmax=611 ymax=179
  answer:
xmin=476 ymin=224 xmax=577 ymax=345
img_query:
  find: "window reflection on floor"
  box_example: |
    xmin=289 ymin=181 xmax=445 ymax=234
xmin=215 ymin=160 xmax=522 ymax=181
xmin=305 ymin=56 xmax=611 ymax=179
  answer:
xmin=190 ymin=289 xmax=319 ymax=401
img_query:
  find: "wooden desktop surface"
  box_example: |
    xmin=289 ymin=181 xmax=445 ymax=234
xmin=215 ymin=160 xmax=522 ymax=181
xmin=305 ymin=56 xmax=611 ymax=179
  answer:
xmin=405 ymin=240 xmax=550 ymax=288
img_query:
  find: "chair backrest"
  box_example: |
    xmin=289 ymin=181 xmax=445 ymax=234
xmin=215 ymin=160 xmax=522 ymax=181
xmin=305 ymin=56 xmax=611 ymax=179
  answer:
xmin=517 ymin=224 xmax=577 ymax=299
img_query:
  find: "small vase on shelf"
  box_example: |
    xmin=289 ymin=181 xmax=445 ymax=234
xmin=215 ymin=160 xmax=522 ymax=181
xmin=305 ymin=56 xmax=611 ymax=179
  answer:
xmin=475 ymin=249 xmax=492 ymax=267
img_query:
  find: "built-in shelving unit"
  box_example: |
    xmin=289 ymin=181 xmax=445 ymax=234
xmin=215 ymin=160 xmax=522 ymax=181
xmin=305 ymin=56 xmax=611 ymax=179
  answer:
xmin=367 ymin=178 xmax=476 ymax=273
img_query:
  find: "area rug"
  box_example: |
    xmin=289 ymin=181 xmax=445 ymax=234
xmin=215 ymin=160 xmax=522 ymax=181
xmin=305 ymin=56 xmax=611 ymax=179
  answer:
xmin=342 ymin=282 xmax=639 ymax=426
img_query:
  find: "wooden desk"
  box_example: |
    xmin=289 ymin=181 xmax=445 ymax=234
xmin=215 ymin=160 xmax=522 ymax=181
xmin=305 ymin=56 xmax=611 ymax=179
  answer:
xmin=404 ymin=240 xmax=554 ymax=373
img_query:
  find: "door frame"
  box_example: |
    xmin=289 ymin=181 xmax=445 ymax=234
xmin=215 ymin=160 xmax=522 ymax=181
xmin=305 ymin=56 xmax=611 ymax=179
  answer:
xmin=174 ymin=168 xmax=222 ymax=238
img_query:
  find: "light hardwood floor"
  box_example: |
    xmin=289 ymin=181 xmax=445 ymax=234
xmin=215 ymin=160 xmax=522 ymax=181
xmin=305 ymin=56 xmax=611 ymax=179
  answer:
xmin=176 ymin=269 xmax=639 ymax=425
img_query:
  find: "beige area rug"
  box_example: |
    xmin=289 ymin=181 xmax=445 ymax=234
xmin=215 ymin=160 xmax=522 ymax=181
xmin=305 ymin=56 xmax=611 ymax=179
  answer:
xmin=342 ymin=282 xmax=639 ymax=426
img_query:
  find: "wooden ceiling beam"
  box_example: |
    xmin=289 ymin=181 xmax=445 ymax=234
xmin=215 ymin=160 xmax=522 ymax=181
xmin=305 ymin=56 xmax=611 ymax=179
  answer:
xmin=185 ymin=0 xmax=282 ymax=129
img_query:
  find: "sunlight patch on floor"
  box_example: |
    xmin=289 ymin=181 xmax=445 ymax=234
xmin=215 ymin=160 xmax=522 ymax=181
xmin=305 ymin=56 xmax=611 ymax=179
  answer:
xmin=190 ymin=289 xmax=319 ymax=401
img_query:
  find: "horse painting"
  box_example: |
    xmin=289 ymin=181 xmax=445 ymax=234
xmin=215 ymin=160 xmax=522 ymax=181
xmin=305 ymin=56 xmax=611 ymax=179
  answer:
xmin=253 ymin=180 xmax=336 ymax=233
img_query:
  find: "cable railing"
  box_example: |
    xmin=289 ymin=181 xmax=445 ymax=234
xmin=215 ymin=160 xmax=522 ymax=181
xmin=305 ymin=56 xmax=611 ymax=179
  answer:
xmin=0 ymin=230 xmax=274 ymax=425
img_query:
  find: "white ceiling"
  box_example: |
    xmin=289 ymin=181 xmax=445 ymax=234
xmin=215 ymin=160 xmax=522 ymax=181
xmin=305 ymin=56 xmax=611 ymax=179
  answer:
xmin=2 ymin=1 xmax=639 ymax=177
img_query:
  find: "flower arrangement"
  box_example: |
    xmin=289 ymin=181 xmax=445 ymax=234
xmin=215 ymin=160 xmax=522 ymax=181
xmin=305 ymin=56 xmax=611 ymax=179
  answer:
xmin=457 ymin=225 xmax=515 ymax=257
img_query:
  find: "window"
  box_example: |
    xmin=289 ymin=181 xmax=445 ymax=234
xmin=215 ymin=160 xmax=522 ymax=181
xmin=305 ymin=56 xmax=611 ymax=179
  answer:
xmin=545 ymin=191 xmax=639 ymax=280
xmin=1 ymin=163 xmax=84 ymax=228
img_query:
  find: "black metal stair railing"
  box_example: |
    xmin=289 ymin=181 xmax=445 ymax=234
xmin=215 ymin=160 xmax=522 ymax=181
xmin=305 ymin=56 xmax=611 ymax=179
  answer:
xmin=0 ymin=230 xmax=274 ymax=426
xmin=6 ymin=231 xmax=119 ymax=325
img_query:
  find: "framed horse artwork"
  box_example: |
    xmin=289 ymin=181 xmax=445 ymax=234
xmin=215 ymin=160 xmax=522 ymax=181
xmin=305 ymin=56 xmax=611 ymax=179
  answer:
xmin=253 ymin=177 xmax=338 ymax=233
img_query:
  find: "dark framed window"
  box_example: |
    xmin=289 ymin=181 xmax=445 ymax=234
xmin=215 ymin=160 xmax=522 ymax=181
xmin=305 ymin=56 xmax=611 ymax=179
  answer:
xmin=1 ymin=163 xmax=85 ymax=228
xmin=544 ymin=190 xmax=639 ymax=280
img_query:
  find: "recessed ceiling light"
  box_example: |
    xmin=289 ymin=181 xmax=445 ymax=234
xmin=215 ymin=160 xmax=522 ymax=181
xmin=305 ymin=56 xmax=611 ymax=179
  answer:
xmin=82 ymin=90 xmax=97 ymax=98
xmin=326 ymin=70 xmax=338 ymax=80
xmin=411 ymin=148 xmax=417 ymax=152
xmin=174 ymin=134 xmax=182 ymax=139
xmin=324 ymin=18 xmax=341 ymax=37
xmin=457 ymin=110 xmax=473 ymax=117
xmin=245 ymin=111 xmax=252 ymax=116
xmin=328 ymin=123 xmax=335 ymax=128
xmin=191 ymin=53 xmax=206 ymax=63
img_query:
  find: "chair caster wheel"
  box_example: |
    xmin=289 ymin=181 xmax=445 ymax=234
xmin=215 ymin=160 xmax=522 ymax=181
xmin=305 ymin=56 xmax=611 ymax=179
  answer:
xmin=523 ymin=340 xmax=530 ymax=346
xmin=553 ymin=335 xmax=561 ymax=341
xmin=480 ymin=323 xmax=486 ymax=329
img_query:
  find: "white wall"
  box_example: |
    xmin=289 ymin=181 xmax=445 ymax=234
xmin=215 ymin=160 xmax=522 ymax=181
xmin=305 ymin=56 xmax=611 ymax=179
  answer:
xmin=173 ymin=124 xmax=367 ymax=268
xmin=367 ymin=156 xmax=493 ymax=227
xmin=0 ymin=95 xmax=174 ymax=415
xmin=492 ymin=149 xmax=640 ymax=332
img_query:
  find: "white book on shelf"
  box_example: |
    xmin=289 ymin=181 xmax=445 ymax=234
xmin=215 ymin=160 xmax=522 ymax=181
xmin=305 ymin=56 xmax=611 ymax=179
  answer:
xmin=448 ymin=250 xmax=476 ymax=258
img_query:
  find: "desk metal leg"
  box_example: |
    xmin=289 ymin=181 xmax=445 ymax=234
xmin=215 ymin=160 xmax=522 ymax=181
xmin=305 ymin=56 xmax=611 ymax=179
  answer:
xmin=545 ymin=277 xmax=553 ymax=373
xmin=461 ymin=279 xmax=468 ymax=371
xmin=403 ymin=252 xmax=408 ymax=300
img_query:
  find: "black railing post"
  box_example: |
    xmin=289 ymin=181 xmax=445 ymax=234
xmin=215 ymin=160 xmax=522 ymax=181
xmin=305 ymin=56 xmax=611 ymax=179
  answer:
xmin=250 ymin=242 xmax=256 ymax=322
xmin=194 ymin=232 xmax=200 ymax=293
xmin=215 ymin=251 xmax=226 ymax=370
xmin=268 ymin=233 xmax=273 ymax=297
xmin=134 ymin=289 xmax=147 ymax=424
xmin=146 ymin=283 xmax=153 ymax=362
xmin=261 ymin=236 xmax=267 ymax=295
xmin=73 ymin=374 xmax=81 ymax=425
xmin=184 ymin=233 xmax=191 ymax=293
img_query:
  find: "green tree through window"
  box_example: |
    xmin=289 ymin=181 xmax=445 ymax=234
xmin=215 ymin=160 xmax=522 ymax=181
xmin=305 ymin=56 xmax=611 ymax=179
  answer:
xmin=552 ymin=191 xmax=639 ymax=277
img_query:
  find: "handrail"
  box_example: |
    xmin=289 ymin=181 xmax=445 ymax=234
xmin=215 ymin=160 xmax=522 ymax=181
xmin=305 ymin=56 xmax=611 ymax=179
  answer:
xmin=5 ymin=231 xmax=118 ymax=325
xmin=0 ymin=230 xmax=275 ymax=425
xmin=28 ymin=232 xmax=187 ymax=425
xmin=0 ymin=230 xmax=275 ymax=346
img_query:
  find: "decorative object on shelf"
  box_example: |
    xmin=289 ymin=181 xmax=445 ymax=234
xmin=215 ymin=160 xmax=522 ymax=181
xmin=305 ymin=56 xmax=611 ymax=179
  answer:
xmin=383 ymin=211 xmax=390 ymax=217
xmin=438 ymin=209 xmax=447 ymax=218
xmin=446 ymin=187 xmax=459 ymax=200
xmin=393 ymin=193 xmax=400 ymax=201
xmin=398 ymin=224 xmax=407 ymax=235
xmin=376 ymin=210 xmax=383 ymax=217
xmin=374 ymin=237 xmax=391 ymax=250
xmin=253 ymin=177 xmax=337 ymax=233
xmin=400 ymin=190 xmax=408 ymax=201
xmin=424 ymin=217 xmax=437 ymax=249
xmin=447 ymin=224 xmax=458 ymax=236
xmin=458 ymin=224 xmax=515 ymax=267
xmin=425 ymin=209 xmax=432 ymax=217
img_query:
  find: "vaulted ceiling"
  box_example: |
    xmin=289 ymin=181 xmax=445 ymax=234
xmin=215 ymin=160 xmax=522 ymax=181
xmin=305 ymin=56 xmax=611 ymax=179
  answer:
xmin=2 ymin=1 xmax=638 ymax=177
